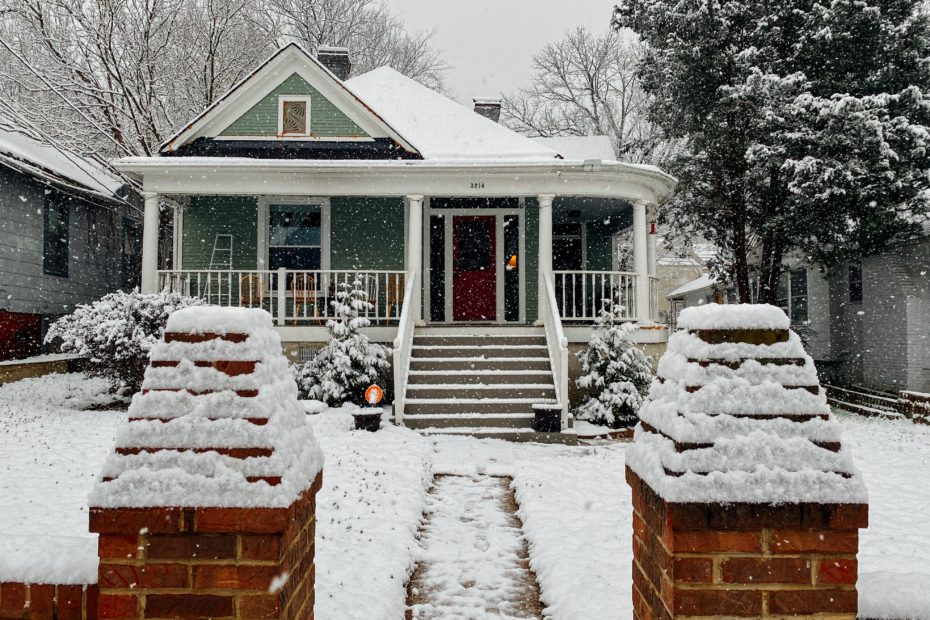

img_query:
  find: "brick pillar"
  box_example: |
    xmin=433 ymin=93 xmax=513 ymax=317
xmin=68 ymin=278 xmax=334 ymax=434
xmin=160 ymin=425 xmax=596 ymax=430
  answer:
xmin=627 ymin=305 xmax=868 ymax=619
xmin=88 ymin=308 xmax=323 ymax=620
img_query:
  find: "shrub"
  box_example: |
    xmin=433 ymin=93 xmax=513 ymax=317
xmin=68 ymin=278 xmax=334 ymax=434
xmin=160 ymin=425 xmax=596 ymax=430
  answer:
xmin=295 ymin=276 xmax=390 ymax=406
xmin=45 ymin=289 xmax=205 ymax=393
xmin=575 ymin=296 xmax=654 ymax=428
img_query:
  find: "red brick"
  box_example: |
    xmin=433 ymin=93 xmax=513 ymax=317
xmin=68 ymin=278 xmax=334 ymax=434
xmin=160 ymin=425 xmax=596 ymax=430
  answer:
xmin=98 ymin=535 xmax=140 ymax=559
xmin=213 ymin=360 xmax=257 ymax=376
xmin=673 ymin=588 xmax=762 ymax=616
xmin=54 ymin=585 xmax=85 ymax=620
xmin=769 ymin=588 xmax=858 ymax=614
xmin=672 ymin=557 xmax=712 ymax=583
xmin=29 ymin=584 xmax=55 ymax=619
xmin=146 ymin=534 xmax=237 ymax=560
xmin=195 ymin=507 xmax=290 ymax=533
xmin=668 ymin=530 xmax=762 ymax=553
xmin=193 ymin=565 xmax=280 ymax=590
xmin=818 ymin=558 xmax=858 ymax=585
xmin=97 ymin=594 xmax=137 ymax=619
xmin=238 ymin=594 xmax=281 ymax=618
xmin=144 ymin=594 xmax=233 ymax=617
xmin=86 ymin=586 xmax=99 ymax=619
xmin=721 ymin=557 xmax=812 ymax=584
xmin=771 ymin=528 xmax=859 ymax=553
xmin=240 ymin=535 xmax=282 ymax=561
xmin=141 ymin=563 xmax=190 ymax=589
xmin=89 ymin=508 xmax=182 ymax=535
xmin=0 ymin=582 xmax=26 ymax=616
xmin=99 ymin=564 xmax=143 ymax=590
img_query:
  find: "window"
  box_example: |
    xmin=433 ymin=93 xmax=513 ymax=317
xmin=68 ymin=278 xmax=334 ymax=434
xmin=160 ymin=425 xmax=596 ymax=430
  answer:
xmin=776 ymin=268 xmax=808 ymax=323
xmin=849 ymin=264 xmax=863 ymax=304
xmin=43 ymin=194 xmax=69 ymax=277
xmin=121 ymin=218 xmax=141 ymax=290
xmin=554 ymin=221 xmax=584 ymax=270
xmin=269 ymin=204 xmax=322 ymax=270
xmin=278 ymin=96 xmax=311 ymax=136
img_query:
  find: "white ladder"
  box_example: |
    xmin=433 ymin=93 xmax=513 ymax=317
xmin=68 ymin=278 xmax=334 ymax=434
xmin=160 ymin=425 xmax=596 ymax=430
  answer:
xmin=209 ymin=234 xmax=233 ymax=269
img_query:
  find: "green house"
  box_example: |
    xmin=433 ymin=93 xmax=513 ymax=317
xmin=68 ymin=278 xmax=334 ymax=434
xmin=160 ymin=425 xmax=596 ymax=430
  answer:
xmin=116 ymin=44 xmax=676 ymax=438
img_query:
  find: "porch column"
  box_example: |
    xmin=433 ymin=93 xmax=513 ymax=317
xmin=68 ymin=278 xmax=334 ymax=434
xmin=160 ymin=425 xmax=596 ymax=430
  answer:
xmin=141 ymin=192 xmax=160 ymax=294
xmin=633 ymin=200 xmax=650 ymax=321
xmin=537 ymin=194 xmax=555 ymax=318
xmin=647 ymin=205 xmax=658 ymax=277
xmin=406 ymin=195 xmax=424 ymax=321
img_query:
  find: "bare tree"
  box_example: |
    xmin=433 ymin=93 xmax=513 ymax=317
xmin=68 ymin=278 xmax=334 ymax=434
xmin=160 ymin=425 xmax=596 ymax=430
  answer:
xmin=502 ymin=27 xmax=667 ymax=164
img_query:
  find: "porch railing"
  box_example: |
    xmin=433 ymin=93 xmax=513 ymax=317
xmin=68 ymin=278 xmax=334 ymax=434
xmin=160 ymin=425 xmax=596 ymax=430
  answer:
xmin=649 ymin=276 xmax=659 ymax=323
xmin=553 ymin=270 xmax=638 ymax=321
xmin=392 ymin=271 xmax=419 ymax=426
xmin=157 ymin=269 xmax=408 ymax=326
xmin=540 ymin=272 xmax=570 ymax=430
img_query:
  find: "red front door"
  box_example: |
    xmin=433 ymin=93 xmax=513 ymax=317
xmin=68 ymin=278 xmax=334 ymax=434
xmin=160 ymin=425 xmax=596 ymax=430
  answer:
xmin=453 ymin=215 xmax=496 ymax=321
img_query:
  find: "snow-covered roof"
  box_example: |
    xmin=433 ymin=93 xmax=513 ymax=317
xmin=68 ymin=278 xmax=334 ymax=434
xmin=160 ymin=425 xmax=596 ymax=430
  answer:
xmin=667 ymin=274 xmax=716 ymax=298
xmin=0 ymin=126 xmax=123 ymax=197
xmin=533 ymin=136 xmax=615 ymax=161
xmin=345 ymin=67 xmax=559 ymax=161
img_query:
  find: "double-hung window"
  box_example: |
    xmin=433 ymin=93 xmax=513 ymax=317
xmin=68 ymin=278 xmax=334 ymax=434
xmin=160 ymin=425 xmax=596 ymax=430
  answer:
xmin=776 ymin=268 xmax=808 ymax=323
xmin=268 ymin=204 xmax=322 ymax=271
xmin=43 ymin=194 xmax=69 ymax=277
xmin=849 ymin=264 xmax=863 ymax=304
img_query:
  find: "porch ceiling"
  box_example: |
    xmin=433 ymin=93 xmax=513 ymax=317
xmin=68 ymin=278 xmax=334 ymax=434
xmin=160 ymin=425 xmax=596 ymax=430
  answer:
xmin=553 ymin=196 xmax=631 ymax=225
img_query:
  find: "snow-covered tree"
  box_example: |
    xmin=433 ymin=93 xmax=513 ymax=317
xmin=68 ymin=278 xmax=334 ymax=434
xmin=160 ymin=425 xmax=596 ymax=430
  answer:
xmin=296 ymin=276 xmax=390 ymax=405
xmin=614 ymin=0 xmax=930 ymax=303
xmin=44 ymin=290 xmax=205 ymax=393
xmin=575 ymin=296 xmax=654 ymax=428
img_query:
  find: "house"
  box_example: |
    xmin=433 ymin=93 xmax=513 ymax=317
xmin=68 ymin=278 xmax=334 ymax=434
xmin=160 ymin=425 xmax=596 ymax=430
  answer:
xmin=113 ymin=44 xmax=676 ymax=438
xmin=0 ymin=123 xmax=140 ymax=361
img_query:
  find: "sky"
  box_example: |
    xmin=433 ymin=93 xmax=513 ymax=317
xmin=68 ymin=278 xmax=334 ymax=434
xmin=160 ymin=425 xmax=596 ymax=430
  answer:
xmin=386 ymin=0 xmax=618 ymax=105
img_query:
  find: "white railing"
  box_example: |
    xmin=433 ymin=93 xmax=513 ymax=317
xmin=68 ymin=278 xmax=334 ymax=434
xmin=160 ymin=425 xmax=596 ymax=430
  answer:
xmin=540 ymin=272 xmax=570 ymax=430
xmin=649 ymin=276 xmax=659 ymax=323
xmin=158 ymin=269 xmax=408 ymax=326
xmin=392 ymin=271 xmax=419 ymax=426
xmin=553 ymin=270 xmax=638 ymax=321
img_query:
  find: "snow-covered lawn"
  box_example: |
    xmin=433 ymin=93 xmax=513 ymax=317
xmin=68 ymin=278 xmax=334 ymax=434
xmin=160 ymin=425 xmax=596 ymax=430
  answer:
xmin=1 ymin=374 xmax=929 ymax=619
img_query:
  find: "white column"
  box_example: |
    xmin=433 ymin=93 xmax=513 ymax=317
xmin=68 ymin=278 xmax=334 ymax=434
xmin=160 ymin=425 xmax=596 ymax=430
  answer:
xmin=406 ymin=195 xmax=424 ymax=321
xmin=647 ymin=206 xmax=658 ymax=277
xmin=537 ymin=194 xmax=555 ymax=319
xmin=141 ymin=192 xmax=160 ymax=293
xmin=633 ymin=200 xmax=650 ymax=321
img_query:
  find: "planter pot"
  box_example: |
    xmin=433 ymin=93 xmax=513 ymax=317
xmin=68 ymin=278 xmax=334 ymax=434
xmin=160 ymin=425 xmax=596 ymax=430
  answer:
xmin=533 ymin=404 xmax=562 ymax=433
xmin=353 ymin=410 xmax=382 ymax=432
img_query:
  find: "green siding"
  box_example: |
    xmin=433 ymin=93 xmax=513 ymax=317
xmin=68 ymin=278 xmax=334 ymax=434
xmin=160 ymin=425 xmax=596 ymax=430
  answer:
xmin=221 ymin=74 xmax=367 ymax=138
xmin=182 ymin=196 xmax=258 ymax=269
xmin=330 ymin=197 xmax=405 ymax=270
xmin=525 ymin=198 xmax=539 ymax=323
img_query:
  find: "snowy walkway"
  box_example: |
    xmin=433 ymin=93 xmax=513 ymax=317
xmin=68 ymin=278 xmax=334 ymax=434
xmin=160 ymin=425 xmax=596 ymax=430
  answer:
xmin=407 ymin=474 xmax=544 ymax=619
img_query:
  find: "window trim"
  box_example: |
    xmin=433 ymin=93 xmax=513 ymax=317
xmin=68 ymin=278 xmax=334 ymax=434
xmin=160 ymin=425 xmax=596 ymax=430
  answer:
xmin=776 ymin=268 xmax=809 ymax=324
xmin=258 ymin=196 xmax=330 ymax=271
xmin=43 ymin=193 xmax=70 ymax=278
xmin=277 ymin=95 xmax=313 ymax=137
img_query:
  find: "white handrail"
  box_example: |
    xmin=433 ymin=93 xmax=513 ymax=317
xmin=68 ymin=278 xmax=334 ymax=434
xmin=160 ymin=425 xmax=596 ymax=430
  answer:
xmin=541 ymin=271 xmax=570 ymax=430
xmin=392 ymin=271 xmax=418 ymax=427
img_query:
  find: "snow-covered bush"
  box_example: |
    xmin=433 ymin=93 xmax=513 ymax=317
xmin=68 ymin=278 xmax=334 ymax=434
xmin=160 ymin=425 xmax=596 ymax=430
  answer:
xmin=575 ymin=297 xmax=654 ymax=428
xmin=45 ymin=289 xmax=205 ymax=394
xmin=295 ymin=276 xmax=390 ymax=406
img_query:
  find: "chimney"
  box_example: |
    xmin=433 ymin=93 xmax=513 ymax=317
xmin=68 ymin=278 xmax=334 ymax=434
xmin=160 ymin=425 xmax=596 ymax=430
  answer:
xmin=473 ymin=97 xmax=502 ymax=123
xmin=317 ymin=46 xmax=352 ymax=80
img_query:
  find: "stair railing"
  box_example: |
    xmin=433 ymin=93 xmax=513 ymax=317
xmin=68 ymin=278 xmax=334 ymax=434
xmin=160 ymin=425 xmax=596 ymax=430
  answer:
xmin=392 ymin=271 xmax=419 ymax=426
xmin=540 ymin=271 xmax=570 ymax=430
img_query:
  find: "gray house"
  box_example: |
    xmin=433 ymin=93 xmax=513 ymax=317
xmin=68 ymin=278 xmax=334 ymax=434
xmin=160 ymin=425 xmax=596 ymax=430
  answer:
xmin=0 ymin=125 xmax=141 ymax=361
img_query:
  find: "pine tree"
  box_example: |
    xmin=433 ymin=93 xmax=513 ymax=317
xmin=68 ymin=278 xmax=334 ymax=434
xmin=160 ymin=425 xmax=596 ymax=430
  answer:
xmin=575 ymin=297 xmax=654 ymax=428
xmin=614 ymin=0 xmax=930 ymax=303
xmin=296 ymin=276 xmax=390 ymax=406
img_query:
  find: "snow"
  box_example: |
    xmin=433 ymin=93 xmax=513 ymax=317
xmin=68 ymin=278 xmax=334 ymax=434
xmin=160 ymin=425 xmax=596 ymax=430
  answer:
xmin=166 ymin=306 xmax=274 ymax=335
xmin=0 ymin=125 xmax=123 ymax=196
xmin=0 ymin=353 xmax=80 ymax=366
xmin=532 ymin=136 xmax=616 ymax=161
xmin=676 ymin=302 xmax=790 ymax=330
xmin=345 ymin=67 xmax=560 ymax=161
xmin=666 ymin=273 xmax=716 ymax=298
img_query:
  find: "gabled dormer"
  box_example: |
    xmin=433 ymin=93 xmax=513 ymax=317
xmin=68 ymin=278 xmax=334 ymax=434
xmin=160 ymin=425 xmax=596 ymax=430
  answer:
xmin=159 ymin=43 xmax=420 ymax=159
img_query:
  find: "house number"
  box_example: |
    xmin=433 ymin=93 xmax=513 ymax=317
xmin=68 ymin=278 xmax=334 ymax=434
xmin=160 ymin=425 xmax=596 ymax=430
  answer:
xmin=470 ymin=182 xmax=486 ymax=189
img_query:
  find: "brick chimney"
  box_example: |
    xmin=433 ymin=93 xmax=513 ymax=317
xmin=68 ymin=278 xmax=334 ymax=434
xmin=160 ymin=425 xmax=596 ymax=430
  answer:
xmin=473 ymin=97 xmax=502 ymax=123
xmin=317 ymin=46 xmax=352 ymax=80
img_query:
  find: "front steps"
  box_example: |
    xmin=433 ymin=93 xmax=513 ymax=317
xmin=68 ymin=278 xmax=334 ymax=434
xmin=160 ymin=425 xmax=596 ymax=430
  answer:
xmin=399 ymin=327 xmax=573 ymax=442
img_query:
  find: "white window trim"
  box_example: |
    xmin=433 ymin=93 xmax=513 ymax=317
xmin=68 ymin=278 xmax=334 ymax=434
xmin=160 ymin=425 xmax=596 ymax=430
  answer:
xmin=257 ymin=196 xmax=330 ymax=271
xmin=277 ymin=95 xmax=313 ymax=137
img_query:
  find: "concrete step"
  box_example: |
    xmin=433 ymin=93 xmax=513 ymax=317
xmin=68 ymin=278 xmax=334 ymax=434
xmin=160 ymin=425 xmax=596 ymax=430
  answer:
xmin=410 ymin=358 xmax=552 ymax=372
xmin=411 ymin=345 xmax=549 ymax=359
xmin=414 ymin=335 xmax=546 ymax=347
xmin=408 ymin=370 xmax=555 ymax=385
xmin=406 ymin=384 xmax=557 ymax=400
xmin=405 ymin=398 xmax=556 ymax=415
xmin=402 ymin=413 xmax=535 ymax=429
xmin=416 ymin=426 xmax=578 ymax=444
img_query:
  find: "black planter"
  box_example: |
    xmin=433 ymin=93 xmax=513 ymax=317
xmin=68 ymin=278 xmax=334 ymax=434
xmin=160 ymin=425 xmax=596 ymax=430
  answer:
xmin=533 ymin=405 xmax=562 ymax=433
xmin=353 ymin=411 xmax=381 ymax=432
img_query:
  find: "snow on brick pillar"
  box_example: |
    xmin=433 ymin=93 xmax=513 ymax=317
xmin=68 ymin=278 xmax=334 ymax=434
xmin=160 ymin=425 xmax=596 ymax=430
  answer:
xmin=626 ymin=304 xmax=868 ymax=619
xmin=88 ymin=307 xmax=324 ymax=620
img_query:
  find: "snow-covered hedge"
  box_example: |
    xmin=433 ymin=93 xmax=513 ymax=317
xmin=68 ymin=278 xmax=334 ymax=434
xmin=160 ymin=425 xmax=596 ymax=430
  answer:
xmin=45 ymin=290 xmax=205 ymax=393
xmin=296 ymin=277 xmax=390 ymax=405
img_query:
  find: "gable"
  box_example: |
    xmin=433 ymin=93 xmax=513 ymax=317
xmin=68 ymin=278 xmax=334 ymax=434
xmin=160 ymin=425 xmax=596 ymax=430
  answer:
xmin=220 ymin=73 xmax=368 ymax=138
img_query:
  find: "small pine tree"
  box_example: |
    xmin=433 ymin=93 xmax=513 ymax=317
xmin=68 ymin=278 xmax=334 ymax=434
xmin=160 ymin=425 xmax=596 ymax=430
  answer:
xmin=575 ymin=296 xmax=654 ymax=428
xmin=296 ymin=276 xmax=390 ymax=406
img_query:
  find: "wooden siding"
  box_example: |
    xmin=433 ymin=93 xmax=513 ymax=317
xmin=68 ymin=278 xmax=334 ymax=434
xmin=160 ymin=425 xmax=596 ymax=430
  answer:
xmin=220 ymin=73 xmax=367 ymax=138
xmin=0 ymin=165 xmax=136 ymax=317
xmin=330 ymin=197 xmax=405 ymax=270
xmin=181 ymin=196 xmax=258 ymax=270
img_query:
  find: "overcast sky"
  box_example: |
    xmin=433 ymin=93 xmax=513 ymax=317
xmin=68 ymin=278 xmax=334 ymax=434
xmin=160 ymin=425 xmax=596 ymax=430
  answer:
xmin=387 ymin=0 xmax=618 ymax=105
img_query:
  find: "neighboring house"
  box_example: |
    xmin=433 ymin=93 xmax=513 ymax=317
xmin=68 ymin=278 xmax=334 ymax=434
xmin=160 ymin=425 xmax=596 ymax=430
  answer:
xmin=114 ymin=44 xmax=676 ymax=438
xmin=0 ymin=124 xmax=141 ymax=361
